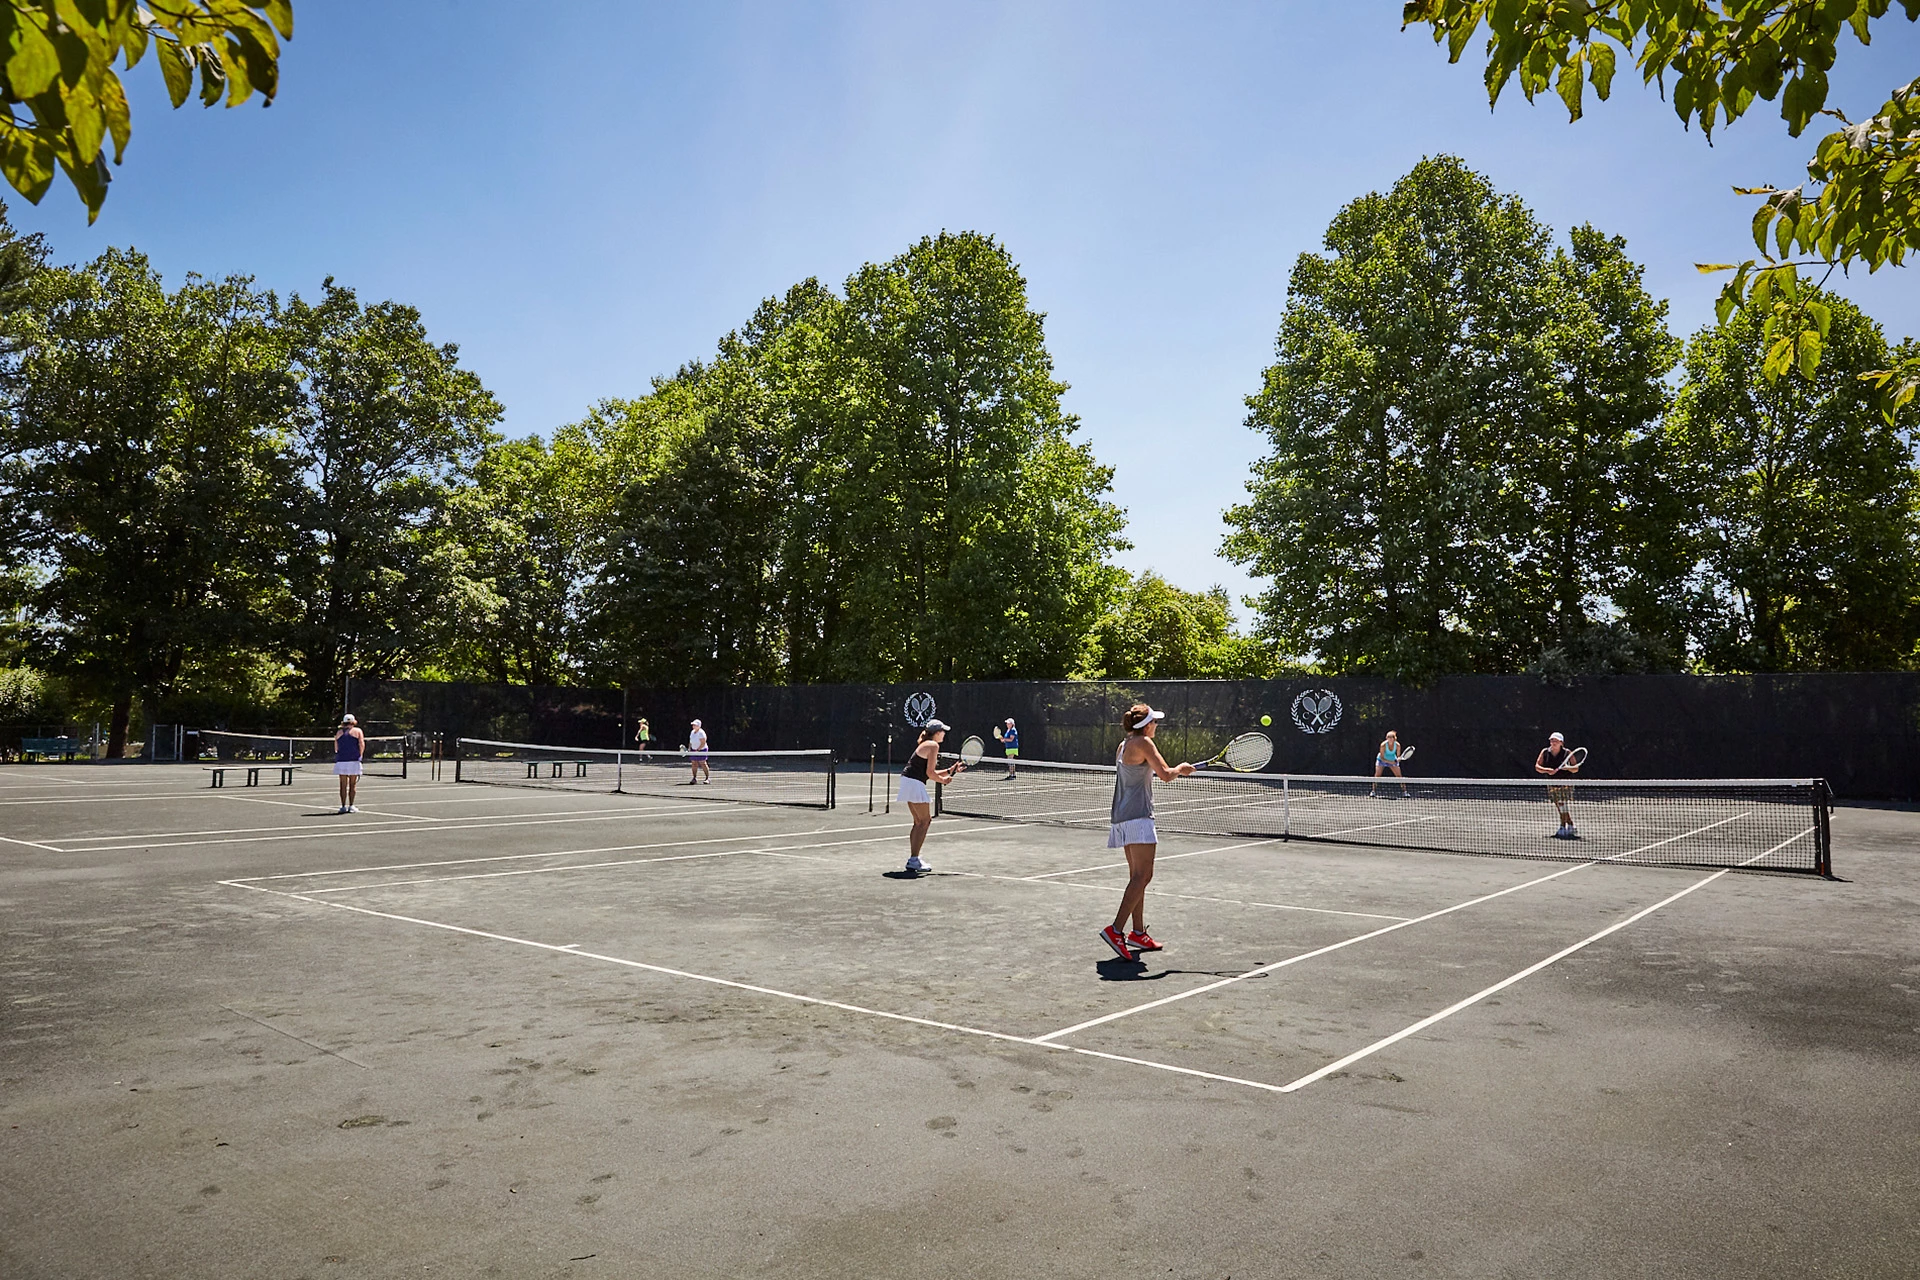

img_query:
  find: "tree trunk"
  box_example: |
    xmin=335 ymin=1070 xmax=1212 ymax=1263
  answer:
xmin=107 ymin=693 xmax=131 ymax=760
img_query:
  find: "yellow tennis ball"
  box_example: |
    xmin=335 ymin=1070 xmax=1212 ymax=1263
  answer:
xmin=1260 ymin=715 xmax=1272 ymax=726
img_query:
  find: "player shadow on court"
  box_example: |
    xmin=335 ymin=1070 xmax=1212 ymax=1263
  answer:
xmin=1096 ymin=959 xmax=1272 ymax=982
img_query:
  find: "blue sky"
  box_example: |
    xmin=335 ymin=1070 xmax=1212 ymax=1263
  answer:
xmin=13 ymin=2 xmax=1918 ymax=618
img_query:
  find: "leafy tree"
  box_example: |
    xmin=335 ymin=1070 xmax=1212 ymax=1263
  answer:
xmin=3 ymin=249 xmax=298 ymax=753
xmin=1662 ymin=291 xmax=1920 ymax=669
xmin=826 ymin=232 xmax=1127 ymax=680
xmin=0 ymin=1 xmax=292 ymax=221
xmin=1507 ymin=225 xmax=1683 ymax=669
xmin=1227 ymin=159 xmax=1550 ymax=675
xmin=1399 ymin=1 xmax=1919 ymax=402
xmin=1225 ymin=158 xmax=1680 ymax=678
xmin=583 ymin=362 xmax=787 ymax=686
xmin=1088 ymin=571 xmax=1277 ymax=679
xmin=278 ymin=279 xmax=500 ymax=716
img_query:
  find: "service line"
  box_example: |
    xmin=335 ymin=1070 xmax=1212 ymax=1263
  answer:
xmin=1273 ymin=826 xmax=1814 ymax=1091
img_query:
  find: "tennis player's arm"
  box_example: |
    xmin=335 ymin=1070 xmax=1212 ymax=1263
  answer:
xmin=1142 ymin=740 xmax=1194 ymax=781
xmin=1534 ymin=751 xmax=1552 ymax=775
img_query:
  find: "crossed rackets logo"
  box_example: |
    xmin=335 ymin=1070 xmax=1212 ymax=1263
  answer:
xmin=1290 ymin=689 xmax=1343 ymax=734
xmin=903 ymin=692 xmax=938 ymax=727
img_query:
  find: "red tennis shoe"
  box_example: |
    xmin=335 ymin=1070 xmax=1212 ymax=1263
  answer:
xmin=1099 ymin=925 xmax=1134 ymax=960
xmin=1126 ymin=929 xmax=1162 ymax=952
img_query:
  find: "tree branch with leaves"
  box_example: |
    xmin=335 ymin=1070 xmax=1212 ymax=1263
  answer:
xmin=0 ymin=0 xmax=292 ymax=222
xmin=1399 ymin=0 xmax=1918 ymax=411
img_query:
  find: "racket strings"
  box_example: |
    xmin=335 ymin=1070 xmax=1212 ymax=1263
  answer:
xmin=1219 ymin=733 xmax=1274 ymax=772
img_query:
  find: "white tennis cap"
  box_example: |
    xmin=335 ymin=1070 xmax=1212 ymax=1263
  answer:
xmin=340 ymin=714 xmax=356 ymax=724
xmin=1549 ymin=731 xmax=1564 ymax=741
xmin=923 ymin=718 xmax=950 ymax=732
xmin=1128 ymin=706 xmax=1165 ymax=730
xmin=1005 ymin=717 xmax=1016 ymax=726
xmin=691 ymin=718 xmax=702 ymax=726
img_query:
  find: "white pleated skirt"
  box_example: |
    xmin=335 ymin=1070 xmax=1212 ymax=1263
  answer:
xmin=896 ymin=776 xmax=931 ymax=805
xmin=1107 ymin=817 xmax=1158 ymax=848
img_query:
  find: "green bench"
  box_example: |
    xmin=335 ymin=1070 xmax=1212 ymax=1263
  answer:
xmin=21 ymin=736 xmax=82 ymax=762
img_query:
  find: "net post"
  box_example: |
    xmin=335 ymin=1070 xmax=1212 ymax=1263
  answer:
xmin=1283 ymin=776 xmax=1291 ymax=841
xmin=453 ymin=737 xmax=464 ymax=783
xmin=828 ymin=752 xmax=837 ymax=809
xmin=869 ymin=747 xmax=875 ymax=814
xmin=1815 ymin=779 xmax=1834 ymax=878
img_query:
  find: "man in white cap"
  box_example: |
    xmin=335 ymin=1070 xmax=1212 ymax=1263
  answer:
xmin=1534 ymin=731 xmax=1579 ymax=837
xmin=333 ymin=714 xmax=365 ymax=814
xmin=687 ymin=718 xmax=710 ymax=785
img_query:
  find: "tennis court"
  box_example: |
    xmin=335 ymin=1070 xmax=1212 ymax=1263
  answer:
xmin=2 ymin=761 xmax=1916 ymax=1278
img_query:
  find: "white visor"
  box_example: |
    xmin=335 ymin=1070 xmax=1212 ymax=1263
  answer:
xmin=1128 ymin=708 xmax=1165 ymax=730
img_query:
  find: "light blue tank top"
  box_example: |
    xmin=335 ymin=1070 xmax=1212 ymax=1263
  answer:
xmin=1111 ymin=740 xmax=1154 ymax=824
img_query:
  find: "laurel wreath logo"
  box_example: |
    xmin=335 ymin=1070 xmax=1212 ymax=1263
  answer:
xmin=903 ymin=692 xmax=938 ymax=727
xmin=1290 ymin=689 xmax=1343 ymax=734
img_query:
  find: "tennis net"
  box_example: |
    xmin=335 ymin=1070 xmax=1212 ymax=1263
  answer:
xmin=454 ymin=738 xmax=836 ymax=809
xmin=936 ymin=759 xmax=1832 ymax=875
xmin=195 ymin=729 xmax=409 ymax=777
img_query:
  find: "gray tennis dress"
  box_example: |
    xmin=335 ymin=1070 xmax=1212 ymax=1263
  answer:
xmin=1108 ymin=742 xmax=1157 ymax=848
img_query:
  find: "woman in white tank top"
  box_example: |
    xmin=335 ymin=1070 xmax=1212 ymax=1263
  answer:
xmin=1100 ymin=703 xmax=1194 ymax=961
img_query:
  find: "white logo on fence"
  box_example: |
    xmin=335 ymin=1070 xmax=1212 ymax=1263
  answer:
xmin=903 ymin=693 xmax=938 ymax=727
xmin=1290 ymin=689 xmax=1343 ymax=734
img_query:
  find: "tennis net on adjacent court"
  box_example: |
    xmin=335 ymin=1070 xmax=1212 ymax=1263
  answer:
xmin=454 ymin=738 xmax=836 ymax=809
xmin=936 ymin=759 xmax=1832 ymax=875
xmin=195 ymin=729 xmax=409 ymax=778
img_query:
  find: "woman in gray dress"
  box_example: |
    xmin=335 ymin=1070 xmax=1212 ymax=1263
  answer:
xmin=1100 ymin=703 xmax=1194 ymax=960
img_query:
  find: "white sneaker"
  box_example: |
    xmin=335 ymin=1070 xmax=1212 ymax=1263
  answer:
xmin=904 ymin=856 xmax=928 ymax=874
xmin=348 ymin=805 xmax=359 ymax=813
xmin=338 ymin=805 xmax=349 ymax=814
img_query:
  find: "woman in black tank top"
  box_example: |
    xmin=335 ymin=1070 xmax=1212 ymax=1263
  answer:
xmin=897 ymin=720 xmax=964 ymax=876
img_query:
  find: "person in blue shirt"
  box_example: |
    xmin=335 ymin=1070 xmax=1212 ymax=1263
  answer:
xmin=992 ymin=717 xmax=1020 ymax=779
xmin=333 ymin=714 xmax=365 ymax=814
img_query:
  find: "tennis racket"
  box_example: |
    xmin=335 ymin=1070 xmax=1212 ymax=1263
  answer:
xmin=1195 ymin=732 xmax=1274 ymax=772
xmin=1386 ymin=745 xmax=1414 ymax=763
xmin=957 ymin=735 xmax=986 ymax=769
xmin=1544 ymin=746 xmax=1588 ymax=774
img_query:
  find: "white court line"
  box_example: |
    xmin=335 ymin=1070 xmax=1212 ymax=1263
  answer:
xmin=979 ymin=875 xmax=1411 ymax=922
xmin=299 ymin=830 xmax=926 ymax=893
xmin=0 ymin=832 xmax=62 ymax=851
xmin=221 ymin=878 xmax=1301 ymax=1097
xmin=1023 ymin=837 xmax=1285 ymax=880
xmin=227 ymin=820 xmax=918 ymax=884
xmin=51 ymin=801 xmax=813 ymax=853
xmin=1274 ymin=827 xmax=1815 ymax=1091
xmin=50 ymin=797 xmax=714 ymax=846
xmin=1033 ymin=811 xmax=1759 ymax=1044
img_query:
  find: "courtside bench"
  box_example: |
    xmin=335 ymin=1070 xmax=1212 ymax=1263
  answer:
xmin=21 ymin=736 xmax=81 ymax=762
xmin=205 ymin=764 xmax=302 ymax=787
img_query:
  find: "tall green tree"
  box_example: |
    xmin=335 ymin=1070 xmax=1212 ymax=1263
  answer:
xmin=3 ymin=249 xmax=297 ymax=753
xmin=1224 ymin=158 xmax=1679 ymax=678
xmin=279 ymin=280 xmax=500 ymax=715
xmin=0 ymin=1 xmax=293 ymax=221
xmin=578 ymin=238 xmax=1126 ymax=687
xmin=581 ymin=360 xmax=788 ymax=686
xmin=1508 ymin=225 xmax=1683 ymax=669
xmin=1663 ymin=291 xmax=1920 ymax=670
xmin=825 ymin=231 xmax=1126 ymax=680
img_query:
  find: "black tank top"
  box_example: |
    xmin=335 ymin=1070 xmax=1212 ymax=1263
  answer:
xmin=903 ymin=744 xmax=931 ymax=783
xmin=1542 ymin=746 xmax=1568 ymax=771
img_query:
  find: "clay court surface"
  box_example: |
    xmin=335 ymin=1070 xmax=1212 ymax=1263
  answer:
xmin=2 ymin=764 xmax=1916 ymax=1279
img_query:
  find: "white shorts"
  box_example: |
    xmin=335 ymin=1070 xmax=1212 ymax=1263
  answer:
xmin=333 ymin=762 xmax=363 ymax=776
xmin=896 ymin=776 xmax=931 ymax=806
xmin=1107 ymin=818 xmax=1158 ymax=848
